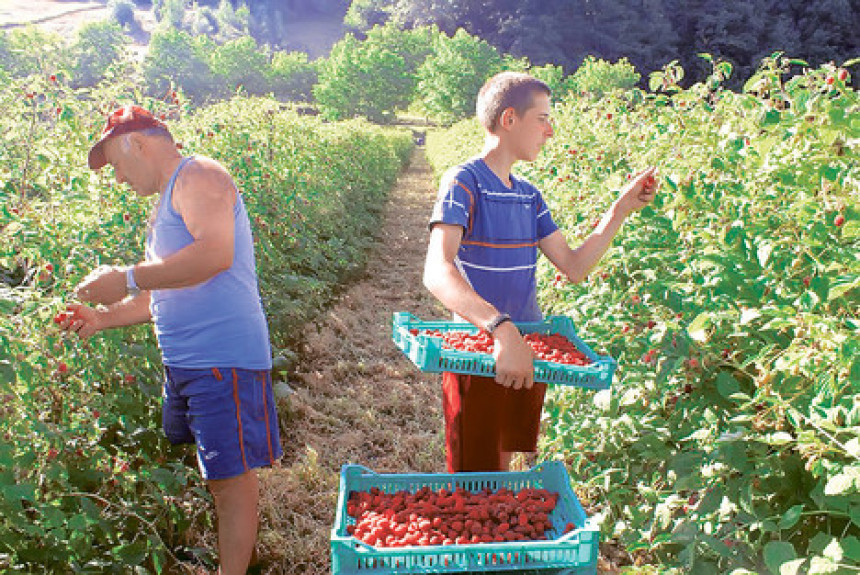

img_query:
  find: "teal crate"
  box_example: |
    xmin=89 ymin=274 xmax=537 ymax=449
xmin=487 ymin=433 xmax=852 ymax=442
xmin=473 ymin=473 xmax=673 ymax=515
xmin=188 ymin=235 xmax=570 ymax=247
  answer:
xmin=331 ymin=461 xmax=599 ymax=575
xmin=391 ymin=312 xmax=615 ymax=390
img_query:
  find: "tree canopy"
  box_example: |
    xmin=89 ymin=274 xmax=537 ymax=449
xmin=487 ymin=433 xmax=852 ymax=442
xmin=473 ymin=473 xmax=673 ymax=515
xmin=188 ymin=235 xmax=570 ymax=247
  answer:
xmin=345 ymin=0 xmax=860 ymax=85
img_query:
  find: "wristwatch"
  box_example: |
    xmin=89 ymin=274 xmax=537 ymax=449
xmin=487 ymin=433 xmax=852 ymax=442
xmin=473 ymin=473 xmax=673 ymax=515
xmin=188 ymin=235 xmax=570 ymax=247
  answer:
xmin=484 ymin=312 xmax=512 ymax=336
xmin=126 ymin=266 xmax=141 ymax=297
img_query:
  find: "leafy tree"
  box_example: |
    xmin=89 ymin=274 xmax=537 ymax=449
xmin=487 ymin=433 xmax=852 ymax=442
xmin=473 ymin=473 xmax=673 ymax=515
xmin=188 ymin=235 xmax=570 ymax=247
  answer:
xmin=344 ymin=0 xmax=391 ymax=30
xmin=152 ymin=0 xmax=188 ymax=29
xmin=528 ymin=63 xmax=576 ymax=100
xmin=143 ymin=27 xmax=218 ymax=102
xmin=0 ymin=26 xmax=67 ymax=78
xmin=267 ymin=51 xmax=318 ymax=102
xmin=355 ymin=0 xmax=858 ymax=86
xmin=108 ymin=0 xmax=139 ymax=30
xmin=314 ymin=33 xmax=411 ymax=122
xmin=415 ymin=28 xmax=504 ymax=125
xmin=71 ymin=20 xmax=129 ymax=88
xmin=210 ymin=36 xmax=270 ymax=96
xmin=568 ymin=56 xmax=640 ymax=99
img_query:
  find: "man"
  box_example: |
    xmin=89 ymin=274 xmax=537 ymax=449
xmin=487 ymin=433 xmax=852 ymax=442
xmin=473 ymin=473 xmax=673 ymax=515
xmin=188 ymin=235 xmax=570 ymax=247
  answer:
xmin=61 ymin=105 xmax=282 ymax=574
xmin=424 ymin=72 xmax=658 ymax=472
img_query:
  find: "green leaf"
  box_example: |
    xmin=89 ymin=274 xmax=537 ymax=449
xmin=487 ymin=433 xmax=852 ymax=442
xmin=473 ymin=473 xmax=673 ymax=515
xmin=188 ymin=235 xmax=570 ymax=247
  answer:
xmin=824 ymin=472 xmax=856 ymax=496
xmin=843 ymin=536 xmax=860 ymax=562
xmin=808 ymin=555 xmax=840 ymax=574
xmin=112 ymin=540 xmax=147 ymax=566
xmin=765 ymin=541 xmax=797 ymax=575
xmin=687 ymin=312 xmax=711 ymax=342
xmin=716 ymin=372 xmax=740 ymax=398
xmin=779 ymin=504 xmax=804 ymax=530
xmin=763 ymin=432 xmax=794 ymax=446
xmin=779 ymin=558 xmax=807 ymax=575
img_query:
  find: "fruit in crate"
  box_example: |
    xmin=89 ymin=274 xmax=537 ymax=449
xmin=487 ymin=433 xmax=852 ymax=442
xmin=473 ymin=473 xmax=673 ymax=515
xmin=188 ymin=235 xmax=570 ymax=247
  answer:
xmin=346 ymin=485 xmax=568 ymax=548
xmin=408 ymin=328 xmax=591 ymax=366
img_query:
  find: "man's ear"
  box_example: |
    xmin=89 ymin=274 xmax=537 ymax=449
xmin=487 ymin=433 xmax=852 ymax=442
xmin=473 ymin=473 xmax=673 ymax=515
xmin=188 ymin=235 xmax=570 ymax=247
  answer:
xmin=126 ymin=132 xmax=145 ymax=154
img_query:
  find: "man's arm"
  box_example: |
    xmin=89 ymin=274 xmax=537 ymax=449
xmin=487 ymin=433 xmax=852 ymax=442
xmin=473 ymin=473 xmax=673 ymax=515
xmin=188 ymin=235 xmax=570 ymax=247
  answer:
xmin=541 ymin=167 xmax=658 ymax=282
xmin=75 ymin=159 xmax=237 ymax=303
xmin=62 ymin=292 xmax=152 ymax=339
xmin=133 ymin=159 xmax=236 ymax=290
xmin=424 ymin=223 xmax=535 ymax=389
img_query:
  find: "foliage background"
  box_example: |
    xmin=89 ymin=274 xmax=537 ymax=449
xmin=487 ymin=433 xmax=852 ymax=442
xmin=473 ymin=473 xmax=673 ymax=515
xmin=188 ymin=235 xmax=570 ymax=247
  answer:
xmin=425 ymin=55 xmax=859 ymax=574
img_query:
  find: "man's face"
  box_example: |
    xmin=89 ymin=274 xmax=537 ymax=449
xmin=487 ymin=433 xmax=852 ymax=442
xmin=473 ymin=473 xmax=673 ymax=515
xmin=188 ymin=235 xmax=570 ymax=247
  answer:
xmin=510 ymin=92 xmax=554 ymax=162
xmin=103 ymin=135 xmax=155 ymax=196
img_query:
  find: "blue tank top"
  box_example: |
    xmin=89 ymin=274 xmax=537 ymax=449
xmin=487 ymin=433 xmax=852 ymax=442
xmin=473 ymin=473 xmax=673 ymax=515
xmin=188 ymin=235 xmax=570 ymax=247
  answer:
xmin=146 ymin=157 xmax=272 ymax=369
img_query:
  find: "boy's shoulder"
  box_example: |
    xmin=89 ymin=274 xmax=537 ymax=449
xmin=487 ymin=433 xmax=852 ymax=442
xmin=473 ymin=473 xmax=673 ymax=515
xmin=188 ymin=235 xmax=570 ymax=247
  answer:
xmin=441 ymin=157 xmax=482 ymax=187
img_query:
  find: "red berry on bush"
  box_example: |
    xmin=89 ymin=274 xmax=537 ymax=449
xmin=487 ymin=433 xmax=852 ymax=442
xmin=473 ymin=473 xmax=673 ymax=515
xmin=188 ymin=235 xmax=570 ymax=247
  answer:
xmin=825 ymin=76 xmax=835 ymax=85
xmin=834 ymin=214 xmax=845 ymax=226
xmin=837 ymin=68 xmax=848 ymax=81
xmin=57 ymin=362 xmax=68 ymax=374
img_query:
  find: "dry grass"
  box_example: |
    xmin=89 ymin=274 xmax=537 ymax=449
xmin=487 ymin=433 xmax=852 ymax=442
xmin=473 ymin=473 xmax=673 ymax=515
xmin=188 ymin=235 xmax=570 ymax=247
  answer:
xmin=253 ymin=149 xmax=446 ymax=574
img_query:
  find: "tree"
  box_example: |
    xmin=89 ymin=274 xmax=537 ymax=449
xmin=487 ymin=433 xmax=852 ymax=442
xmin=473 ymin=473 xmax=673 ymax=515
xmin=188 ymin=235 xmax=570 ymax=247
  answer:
xmin=210 ymin=36 xmax=270 ymax=96
xmin=314 ymin=33 xmax=411 ymax=122
xmin=415 ymin=28 xmax=505 ymax=125
xmin=267 ymin=51 xmax=318 ymax=102
xmin=143 ymin=27 xmax=218 ymax=102
xmin=71 ymin=20 xmax=129 ymax=88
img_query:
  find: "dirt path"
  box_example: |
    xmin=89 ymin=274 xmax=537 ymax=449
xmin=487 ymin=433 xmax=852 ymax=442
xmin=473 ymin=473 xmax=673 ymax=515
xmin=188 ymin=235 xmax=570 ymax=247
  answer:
xmin=212 ymin=147 xmax=623 ymax=574
xmin=252 ymin=147 xmax=447 ymax=573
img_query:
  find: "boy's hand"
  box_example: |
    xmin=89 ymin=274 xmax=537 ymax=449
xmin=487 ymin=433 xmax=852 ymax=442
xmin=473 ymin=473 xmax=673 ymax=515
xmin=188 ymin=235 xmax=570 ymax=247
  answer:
xmin=492 ymin=322 xmax=535 ymax=390
xmin=617 ymin=166 xmax=659 ymax=214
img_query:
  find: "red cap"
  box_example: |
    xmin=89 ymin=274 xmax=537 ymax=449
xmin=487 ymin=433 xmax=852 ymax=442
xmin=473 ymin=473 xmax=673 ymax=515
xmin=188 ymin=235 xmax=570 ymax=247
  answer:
xmin=88 ymin=105 xmax=167 ymax=170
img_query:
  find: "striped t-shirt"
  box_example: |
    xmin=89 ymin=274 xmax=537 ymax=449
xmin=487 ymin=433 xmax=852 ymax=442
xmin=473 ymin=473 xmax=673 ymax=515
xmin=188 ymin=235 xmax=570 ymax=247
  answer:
xmin=429 ymin=157 xmax=559 ymax=322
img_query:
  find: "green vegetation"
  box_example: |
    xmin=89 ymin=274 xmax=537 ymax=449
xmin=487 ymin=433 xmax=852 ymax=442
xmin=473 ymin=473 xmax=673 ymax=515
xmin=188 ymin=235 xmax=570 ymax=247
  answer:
xmin=426 ymin=55 xmax=859 ymax=573
xmin=0 ymin=72 xmax=411 ymax=570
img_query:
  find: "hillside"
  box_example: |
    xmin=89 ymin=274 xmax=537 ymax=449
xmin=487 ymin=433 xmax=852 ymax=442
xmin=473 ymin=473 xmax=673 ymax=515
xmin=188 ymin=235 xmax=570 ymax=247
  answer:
xmin=0 ymin=0 xmax=347 ymax=58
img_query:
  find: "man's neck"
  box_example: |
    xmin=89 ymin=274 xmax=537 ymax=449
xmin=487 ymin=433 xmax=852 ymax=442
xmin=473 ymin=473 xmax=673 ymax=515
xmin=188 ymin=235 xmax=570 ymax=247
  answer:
xmin=154 ymin=153 xmax=185 ymax=195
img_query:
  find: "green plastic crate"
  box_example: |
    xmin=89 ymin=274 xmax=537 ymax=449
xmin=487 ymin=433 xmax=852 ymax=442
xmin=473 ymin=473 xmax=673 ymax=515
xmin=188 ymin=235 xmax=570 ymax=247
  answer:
xmin=331 ymin=461 xmax=598 ymax=574
xmin=391 ymin=312 xmax=615 ymax=390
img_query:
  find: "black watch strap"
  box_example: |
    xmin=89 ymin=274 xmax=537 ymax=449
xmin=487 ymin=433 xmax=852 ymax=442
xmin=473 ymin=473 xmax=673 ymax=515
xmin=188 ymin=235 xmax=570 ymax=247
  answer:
xmin=485 ymin=313 xmax=512 ymax=335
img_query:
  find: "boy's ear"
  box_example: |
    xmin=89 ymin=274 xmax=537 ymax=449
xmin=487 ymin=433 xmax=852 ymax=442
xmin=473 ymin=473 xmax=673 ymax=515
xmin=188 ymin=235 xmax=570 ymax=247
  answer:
xmin=500 ymin=107 xmax=516 ymax=129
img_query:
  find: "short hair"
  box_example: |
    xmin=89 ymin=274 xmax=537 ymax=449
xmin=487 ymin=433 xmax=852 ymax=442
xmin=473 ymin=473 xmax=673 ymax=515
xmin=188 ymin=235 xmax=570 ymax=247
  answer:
xmin=118 ymin=126 xmax=174 ymax=152
xmin=476 ymin=72 xmax=551 ymax=132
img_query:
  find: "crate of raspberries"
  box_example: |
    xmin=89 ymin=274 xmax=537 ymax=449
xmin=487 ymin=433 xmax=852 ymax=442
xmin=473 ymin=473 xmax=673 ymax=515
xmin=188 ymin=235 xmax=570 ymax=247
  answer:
xmin=391 ymin=312 xmax=616 ymax=390
xmin=330 ymin=460 xmax=599 ymax=574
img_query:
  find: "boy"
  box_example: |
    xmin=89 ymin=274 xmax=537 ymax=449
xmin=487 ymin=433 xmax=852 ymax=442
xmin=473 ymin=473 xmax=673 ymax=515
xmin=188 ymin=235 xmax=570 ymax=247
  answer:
xmin=423 ymin=71 xmax=658 ymax=472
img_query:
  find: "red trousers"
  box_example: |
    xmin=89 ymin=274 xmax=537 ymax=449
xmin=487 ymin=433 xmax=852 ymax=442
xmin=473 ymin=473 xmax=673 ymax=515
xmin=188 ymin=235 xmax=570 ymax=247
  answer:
xmin=442 ymin=372 xmax=547 ymax=472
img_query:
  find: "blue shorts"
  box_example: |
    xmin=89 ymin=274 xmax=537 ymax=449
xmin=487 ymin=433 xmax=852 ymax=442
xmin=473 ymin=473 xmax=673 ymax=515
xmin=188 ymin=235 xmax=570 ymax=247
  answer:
xmin=162 ymin=366 xmax=283 ymax=480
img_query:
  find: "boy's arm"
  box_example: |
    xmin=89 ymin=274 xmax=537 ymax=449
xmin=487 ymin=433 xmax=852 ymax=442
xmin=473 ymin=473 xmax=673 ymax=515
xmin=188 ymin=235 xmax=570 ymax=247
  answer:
xmin=423 ymin=223 xmax=535 ymax=390
xmin=541 ymin=167 xmax=658 ymax=282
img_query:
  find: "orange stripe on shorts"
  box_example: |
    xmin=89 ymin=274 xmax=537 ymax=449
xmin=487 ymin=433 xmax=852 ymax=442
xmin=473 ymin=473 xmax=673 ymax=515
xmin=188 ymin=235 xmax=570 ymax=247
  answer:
xmin=231 ymin=369 xmax=249 ymax=472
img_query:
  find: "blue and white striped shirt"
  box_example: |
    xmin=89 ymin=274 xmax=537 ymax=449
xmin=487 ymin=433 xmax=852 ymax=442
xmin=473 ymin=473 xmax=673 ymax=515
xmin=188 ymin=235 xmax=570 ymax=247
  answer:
xmin=429 ymin=157 xmax=558 ymax=322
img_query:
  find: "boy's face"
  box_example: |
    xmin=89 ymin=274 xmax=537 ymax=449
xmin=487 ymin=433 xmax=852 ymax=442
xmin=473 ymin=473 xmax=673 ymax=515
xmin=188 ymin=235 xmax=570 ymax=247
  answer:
xmin=508 ymin=92 xmax=554 ymax=162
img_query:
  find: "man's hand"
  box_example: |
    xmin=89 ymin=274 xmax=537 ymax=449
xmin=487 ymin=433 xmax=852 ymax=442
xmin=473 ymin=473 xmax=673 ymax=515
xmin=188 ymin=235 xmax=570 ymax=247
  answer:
xmin=56 ymin=303 xmax=104 ymax=339
xmin=75 ymin=265 xmax=127 ymax=305
xmin=616 ymin=166 xmax=659 ymax=215
xmin=492 ymin=322 xmax=535 ymax=390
